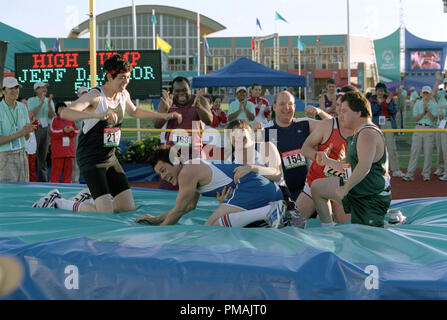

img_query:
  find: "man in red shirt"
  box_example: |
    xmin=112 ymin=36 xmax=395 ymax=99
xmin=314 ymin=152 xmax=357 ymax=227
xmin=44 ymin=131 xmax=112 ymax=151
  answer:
xmin=49 ymin=102 xmax=79 ymax=183
xmin=248 ymin=83 xmax=271 ymax=127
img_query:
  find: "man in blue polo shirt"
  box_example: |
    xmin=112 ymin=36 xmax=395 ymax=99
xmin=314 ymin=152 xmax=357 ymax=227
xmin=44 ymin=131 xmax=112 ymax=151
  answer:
xmin=0 ymin=77 xmax=35 ymax=182
xmin=28 ymin=82 xmax=55 ymax=182
xmin=228 ymin=87 xmax=256 ymax=124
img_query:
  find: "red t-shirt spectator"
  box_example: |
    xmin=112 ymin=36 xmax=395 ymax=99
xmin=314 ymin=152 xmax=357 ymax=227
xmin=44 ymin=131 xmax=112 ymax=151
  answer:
xmin=248 ymin=96 xmax=272 ymax=119
xmin=211 ymin=108 xmax=228 ymax=128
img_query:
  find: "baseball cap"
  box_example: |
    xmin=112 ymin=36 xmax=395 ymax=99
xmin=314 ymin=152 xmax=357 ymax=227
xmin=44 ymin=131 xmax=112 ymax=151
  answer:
xmin=2 ymin=77 xmax=22 ymax=89
xmin=33 ymin=82 xmax=49 ymax=90
xmin=236 ymin=86 xmax=247 ymax=93
xmin=375 ymin=82 xmax=387 ymax=91
xmin=77 ymin=86 xmax=88 ymax=94
xmin=410 ymin=87 xmax=415 ymax=90
xmin=421 ymin=86 xmax=432 ymax=93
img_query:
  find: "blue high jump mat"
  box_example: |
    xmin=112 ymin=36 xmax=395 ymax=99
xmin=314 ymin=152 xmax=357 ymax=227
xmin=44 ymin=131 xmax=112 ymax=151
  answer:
xmin=1 ymin=182 xmax=447 ymax=300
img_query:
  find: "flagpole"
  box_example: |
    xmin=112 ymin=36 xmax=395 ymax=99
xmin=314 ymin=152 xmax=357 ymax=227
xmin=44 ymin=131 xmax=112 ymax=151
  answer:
xmin=152 ymin=9 xmax=156 ymax=50
xmin=89 ymin=0 xmax=97 ymax=88
xmin=298 ymin=36 xmax=302 ymax=99
xmin=197 ymin=12 xmax=201 ymax=77
xmin=347 ymin=0 xmax=351 ymax=85
xmin=131 ymin=0 xmax=141 ymax=141
xmin=204 ymin=36 xmax=208 ymax=94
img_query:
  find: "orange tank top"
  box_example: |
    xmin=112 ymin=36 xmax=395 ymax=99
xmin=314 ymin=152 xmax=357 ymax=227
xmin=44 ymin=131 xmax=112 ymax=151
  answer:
xmin=306 ymin=117 xmax=347 ymax=186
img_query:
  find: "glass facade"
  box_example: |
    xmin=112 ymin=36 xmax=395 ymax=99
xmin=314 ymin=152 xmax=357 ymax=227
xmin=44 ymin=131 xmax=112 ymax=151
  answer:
xmin=205 ymin=36 xmax=347 ymax=73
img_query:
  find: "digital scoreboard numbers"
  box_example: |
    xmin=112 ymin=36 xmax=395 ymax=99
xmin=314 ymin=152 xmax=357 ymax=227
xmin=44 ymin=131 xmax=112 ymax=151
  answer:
xmin=15 ymin=50 xmax=162 ymax=100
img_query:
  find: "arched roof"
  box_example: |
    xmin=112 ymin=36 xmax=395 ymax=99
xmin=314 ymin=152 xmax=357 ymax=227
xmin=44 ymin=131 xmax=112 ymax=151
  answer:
xmin=68 ymin=5 xmax=226 ymax=38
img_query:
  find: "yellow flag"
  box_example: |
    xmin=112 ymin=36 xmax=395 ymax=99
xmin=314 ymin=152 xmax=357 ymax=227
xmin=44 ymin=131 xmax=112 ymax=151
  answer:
xmin=156 ymin=35 xmax=172 ymax=54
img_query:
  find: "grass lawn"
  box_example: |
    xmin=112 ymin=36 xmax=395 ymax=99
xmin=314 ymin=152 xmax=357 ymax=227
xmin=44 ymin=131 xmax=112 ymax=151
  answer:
xmin=122 ymin=102 xmax=442 ymax=170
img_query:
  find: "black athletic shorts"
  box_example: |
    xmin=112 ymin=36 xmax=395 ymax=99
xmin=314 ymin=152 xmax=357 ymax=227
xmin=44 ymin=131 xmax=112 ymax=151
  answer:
xmin=80 ymin=156 xmax=130 ymax=200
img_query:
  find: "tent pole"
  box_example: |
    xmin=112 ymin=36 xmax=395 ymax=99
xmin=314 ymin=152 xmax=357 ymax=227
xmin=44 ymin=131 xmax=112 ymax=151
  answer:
xmin=304 ymin=86 xmax=307 ymax=110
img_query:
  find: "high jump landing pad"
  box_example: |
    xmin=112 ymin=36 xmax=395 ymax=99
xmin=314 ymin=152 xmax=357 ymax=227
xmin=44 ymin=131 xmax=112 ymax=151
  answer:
xmin=1 ymin=182 xmax=447 ymax=299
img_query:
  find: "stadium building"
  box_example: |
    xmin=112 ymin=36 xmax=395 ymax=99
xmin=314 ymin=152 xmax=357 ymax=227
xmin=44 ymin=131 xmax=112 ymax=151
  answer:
xmin=2 ymin=4 xmax=380 ymax=97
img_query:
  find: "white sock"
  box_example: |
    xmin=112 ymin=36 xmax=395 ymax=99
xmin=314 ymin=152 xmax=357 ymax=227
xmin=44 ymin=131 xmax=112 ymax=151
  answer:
xmin=84 ymin=198 xmax=95 ymax=205
xmin=321 ymin=222 xmax=336 ymax=227
xmin=54 ymin=198 xmax=82 ymax=212
xmin=218 ymin=205 xmax=272 ymax=227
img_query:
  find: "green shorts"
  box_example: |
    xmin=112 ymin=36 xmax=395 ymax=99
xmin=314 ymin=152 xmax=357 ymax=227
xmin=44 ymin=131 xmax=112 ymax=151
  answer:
xmin=342 ymin=193 xmax=391 ymax=228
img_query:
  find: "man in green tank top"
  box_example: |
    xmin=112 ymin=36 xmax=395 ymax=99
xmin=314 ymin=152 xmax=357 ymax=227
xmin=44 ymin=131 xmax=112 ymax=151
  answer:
xmin=311 ymin=91 xmax=391 ymax=227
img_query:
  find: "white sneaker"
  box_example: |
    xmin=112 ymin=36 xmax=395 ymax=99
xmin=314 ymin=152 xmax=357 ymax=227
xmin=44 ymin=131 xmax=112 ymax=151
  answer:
xmin=285 ymin=210 xmax=307 ymax=229
xmin=440 ymin=174 xmax=447 ymax=181
xmin=434 ymin=169 xmax=443 ymax=176
xmin=392 ymin=170 xmax=405 ymax=177
xmin=69 ymin=188 xmax=93 ymax=204
xmin=402 ymin=175 xmax=414 ymax=181
xmin=265 ymin=200 xmax=287 ymax=229
xmin=32 ymin=189 xmax=62 ymax=208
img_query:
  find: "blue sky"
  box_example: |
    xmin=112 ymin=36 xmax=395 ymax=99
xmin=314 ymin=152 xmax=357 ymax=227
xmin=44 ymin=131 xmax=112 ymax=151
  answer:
xmin=2 ymin=0 xmax=447 ymax=40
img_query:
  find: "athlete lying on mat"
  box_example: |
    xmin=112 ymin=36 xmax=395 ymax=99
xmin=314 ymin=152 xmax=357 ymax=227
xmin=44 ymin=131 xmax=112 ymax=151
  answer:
xmin=135 ymin=145 xmax=304 ymax=228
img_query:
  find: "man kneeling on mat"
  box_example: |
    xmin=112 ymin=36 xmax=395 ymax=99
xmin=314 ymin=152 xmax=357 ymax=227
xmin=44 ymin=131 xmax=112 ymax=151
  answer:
xmin=135 ymin=145 xmax=301 ymax=228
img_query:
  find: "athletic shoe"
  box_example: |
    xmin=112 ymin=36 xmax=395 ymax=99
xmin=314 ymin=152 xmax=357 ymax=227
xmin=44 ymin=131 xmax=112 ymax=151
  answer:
xmin=285 ymin=210 xmax=307 ymax=229
xmin=423 ymin=177 xmax=430 ymax=182
xmin=392 ymin=170 xmax=405 ymax=177
xmin=434 ymin=169 xmax=443 ymax=176
xmin=31 ymin=189 xmax=61 ymax=208
xmin=69 ymin=188 xmax=93 ymax=203
xmin=402 ymin=175 xmax=414 ymax=181
xmin=265 ymin=200 xmax=287 ymax=229
xmin=387 ymin=210 xmax=407 ymax=225
xmin=440 ymin=174 xmax=447 ymax=181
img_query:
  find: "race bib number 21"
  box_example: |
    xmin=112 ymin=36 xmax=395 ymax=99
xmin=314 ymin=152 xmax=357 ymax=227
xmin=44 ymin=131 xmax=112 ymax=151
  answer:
xmin=104 ymin=127 xmax=121 ymax=147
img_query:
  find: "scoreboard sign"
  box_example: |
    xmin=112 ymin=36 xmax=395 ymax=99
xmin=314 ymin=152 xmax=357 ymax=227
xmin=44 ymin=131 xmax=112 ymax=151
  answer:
xmin=14 ymin=50 xmax=162 ymax=100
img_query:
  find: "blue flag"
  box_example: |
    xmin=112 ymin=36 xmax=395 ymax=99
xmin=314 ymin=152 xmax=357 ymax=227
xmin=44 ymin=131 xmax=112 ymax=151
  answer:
xmin=53 ymin=38 xmax=61 ymax=52
xmin=204 ymin=37 xmax=211 ymax=57
xmin=256 ymin=18 xmax=262 ymax=30
xmin=297 ymin=38 xmax=304 ymax=51
xmin=275 ymin=11 xmax=288 ymax=23
xmin=151 ymin=13 xmax=157 ymax=25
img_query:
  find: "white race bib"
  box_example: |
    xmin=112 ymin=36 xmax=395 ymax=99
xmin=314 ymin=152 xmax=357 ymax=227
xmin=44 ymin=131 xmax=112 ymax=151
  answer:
xmin=172 ymin=133 xmax=192 ymax=147
xmin=342 ymin=163 xmax=352 ymax=182
xmin=323 ymin=165 xmax=344 ymax=178
xmin=379 ymin=116 xmax=386 ymax=126
xmin=103 ymin=127 xmax=121 ymax=147
xmin=281 ymin=149 xmax=306 ymax=170
xmin=62 ymin=137 xmax=70 ymax=147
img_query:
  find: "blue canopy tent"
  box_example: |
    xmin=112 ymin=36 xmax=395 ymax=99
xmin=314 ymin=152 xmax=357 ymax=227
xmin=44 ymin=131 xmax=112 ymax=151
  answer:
xmin=191 ymin=57 xmax=307 ymax=108
xmin=191 ymin=57 xmax=306 ymax=88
